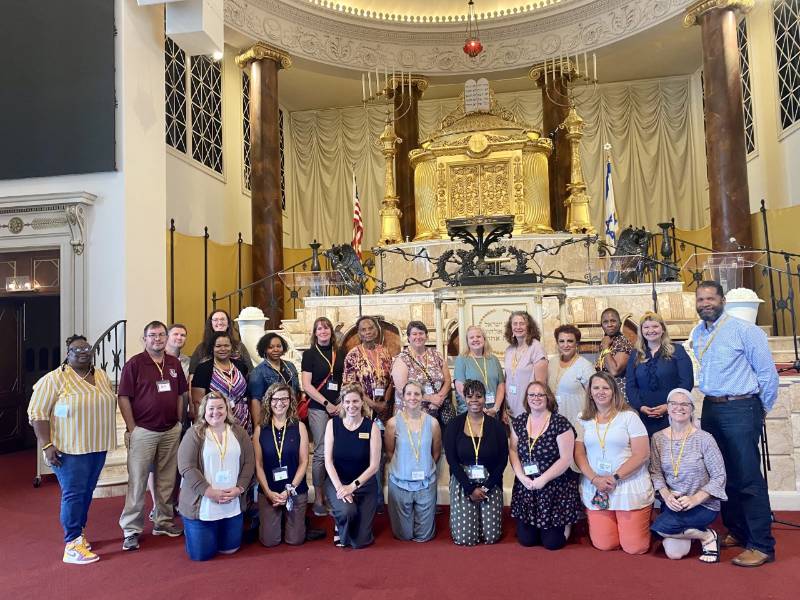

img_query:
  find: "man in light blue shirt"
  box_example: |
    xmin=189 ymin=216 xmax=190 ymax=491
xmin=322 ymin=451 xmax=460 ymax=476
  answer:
xmin=691 ymin=281 xmax=778 ymax=567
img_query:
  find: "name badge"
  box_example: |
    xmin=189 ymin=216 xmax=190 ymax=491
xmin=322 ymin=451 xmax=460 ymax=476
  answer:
xmin=423 ymin=384 xmax=435 ymax=395
xmin=485 ymin=393 xmax=495 ymax=408
xmin=373 ymin=387 xmax=386 ymax=398
xmin=597 ymin=460 xmax=613 ymax=474
xmin=508 ymin=384 xmax=518 ymax=395
xmin=327 ymin=382 xmax=339 ymax=392
xmin=375 ymin=418 xmax=385 ymax=431
xmin=411 ymin=470 xmax=426 ymax=481
xmin=358 ymin=432 xmax=370 ymax=440
xmin=214 ymin=470 xmax=233 ymax=486
xmin=156 ymin=379 xmax=172 ymax=393
xmin=467 ymin=464 xmax=487 ymax=480
xmin=54 ymin=403 xmax=70 ymax=418
xmin=523 ymin=461 xmax=540 ymax=476
xmin=272 ymin=466 xmax=289 ymax=482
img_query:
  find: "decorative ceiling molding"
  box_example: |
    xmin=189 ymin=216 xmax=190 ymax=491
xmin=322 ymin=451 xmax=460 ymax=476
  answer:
xmin=225 ymin=0 xmax=694 ymax=75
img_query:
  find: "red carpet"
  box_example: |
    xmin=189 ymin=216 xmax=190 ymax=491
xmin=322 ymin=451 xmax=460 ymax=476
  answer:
xmin=2 ymin=449 xmax=799 ymax=600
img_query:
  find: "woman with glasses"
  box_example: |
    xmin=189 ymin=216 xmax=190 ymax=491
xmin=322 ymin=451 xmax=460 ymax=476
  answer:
xmin=626 ymin=312 xmax=694 ymax=438
xmin=248 ymin=333 xmax=300 ymax=426
xmin=191 ymin=332 xmax=253 ymax=434
xmin=649 ymin=388 xmax=726 ymax=563
xmin=189 ymin=310 xmax=252 ymax=375
xmin=254 ymin=383 xmax=309 ymax=547
xmin=177 ymin=392 xmax=255 ymax=561
xmin=509 ymin=382 xmax=581 ymax=550
xmin=28 ymin=335 xmax=118 ymax=565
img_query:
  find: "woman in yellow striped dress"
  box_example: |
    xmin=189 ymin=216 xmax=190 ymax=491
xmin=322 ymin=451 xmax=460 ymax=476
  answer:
xmin=28 ymin=335 xmax=117 ymax=565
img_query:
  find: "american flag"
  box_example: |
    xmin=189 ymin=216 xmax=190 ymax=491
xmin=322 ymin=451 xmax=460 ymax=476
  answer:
xmin=351 ymin=170 xmax=363 ymax=259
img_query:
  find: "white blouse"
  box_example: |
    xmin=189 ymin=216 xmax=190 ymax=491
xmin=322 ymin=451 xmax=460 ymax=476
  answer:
xmin=547 ymin=354 xmax=595 ymax=426
xmin=199 ymin=426 xmax=242 ymax=521
xmin=576 ymin=410 xmax=654 ymax=511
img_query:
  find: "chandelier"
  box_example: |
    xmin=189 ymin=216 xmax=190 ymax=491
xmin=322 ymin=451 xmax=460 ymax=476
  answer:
xmin=463 ymin=0 xmax=483 ymax=58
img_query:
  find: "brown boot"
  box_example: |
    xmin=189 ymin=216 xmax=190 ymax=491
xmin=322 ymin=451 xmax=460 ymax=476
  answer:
xmin=720 ymin=533 xmax=742 ymax=548
xmin=732 ymin=549 xmax=774 ymax=568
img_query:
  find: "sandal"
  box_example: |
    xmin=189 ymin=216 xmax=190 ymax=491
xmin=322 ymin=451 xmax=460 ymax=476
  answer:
xmin=699 ymin=529 xmax=720 ymax=563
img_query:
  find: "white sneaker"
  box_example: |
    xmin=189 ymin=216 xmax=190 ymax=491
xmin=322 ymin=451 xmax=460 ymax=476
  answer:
xmin=63 ymin=540 xmax=99 ymax=565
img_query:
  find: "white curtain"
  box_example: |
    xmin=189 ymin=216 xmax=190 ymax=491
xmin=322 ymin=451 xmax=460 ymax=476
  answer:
xmin=286 ymin=75 xmax=708 ymax=248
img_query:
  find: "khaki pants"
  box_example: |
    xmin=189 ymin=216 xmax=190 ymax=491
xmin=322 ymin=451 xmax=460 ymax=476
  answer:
xmin=119 ymin=423 xmax=182 ymax=536
xmin=257 ymin=492 xmax=307 ymax=547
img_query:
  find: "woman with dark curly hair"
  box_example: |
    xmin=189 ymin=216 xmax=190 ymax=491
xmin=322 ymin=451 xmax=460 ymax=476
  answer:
xmin=503 ymin=311 xmax=548 ymax=419
xmin=547 ymin=324 xmax=595 ymax=426
xmin=248 ymin=332 xmax=300 ymax=426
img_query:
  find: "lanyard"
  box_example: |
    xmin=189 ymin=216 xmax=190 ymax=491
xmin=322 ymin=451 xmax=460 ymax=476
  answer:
xmin=315 ymin=345 xmax=335 ymax=376
xmin=527 ymin=413 xmax=551 ymax=461
xmin=399 ymin=412 xmax=423 ymax=464
xmin=268 ymin=360 xmax=289 ymax=384
xmin=471 ymin=355 xmax=489 ymax=384
xmin=272 ymin=421 xmax=287 ymax=466
xmin=697 ymin=315 xmax=728 ymax=361
xmin=466 ymin=415 xmax=484 ymax=465
xmin=554 ymin=356 xmax=578 ymax=390
xmin=511 ymin=345 xmax=527 ymax=378
xmin=152 ymin=356 xmax=165 ymax=379
xmin=595 ymin=412 xmax=617 ymax=456
xmin=209 ymin=426 xmax=228 ymax=463
xmin=214 ymin=362 xmax=236 ymax=394
xmin=359 ymin=345 xmax=384 ymax=380
xmin=669 ymin=427 xmax=692 ymax=477
xmin=408 ymin=349 xmax=434 ymax=382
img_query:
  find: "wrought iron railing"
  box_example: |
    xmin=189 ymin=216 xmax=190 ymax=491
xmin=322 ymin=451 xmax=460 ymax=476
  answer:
xmin=91 ymin=319 xmax=127 ymax=390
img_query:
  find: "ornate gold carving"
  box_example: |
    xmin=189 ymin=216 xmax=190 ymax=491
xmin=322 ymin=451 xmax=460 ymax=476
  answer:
xmin=414 ymin=162 xmax=438 ymax=241
xmin=378 ymin=118 xmax=403 ymax=245
xmin=388 ymin=75 xmax=429 ymax=96
xmin=562 ymin=107 xmax=596 ymax=234
xmin=683 ymin=0 xmax=753 ymax=27
xmin=235 ymin=42 xmax=292 ymax=70
xmin=467 ymin=133 xmax=490 ymax=157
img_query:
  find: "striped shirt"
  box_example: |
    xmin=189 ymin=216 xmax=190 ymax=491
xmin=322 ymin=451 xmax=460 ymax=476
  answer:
xmin=689 ymin=314 xmax=779 ymax=412
xmin=27 ymin=366 xmax=118 ymax=454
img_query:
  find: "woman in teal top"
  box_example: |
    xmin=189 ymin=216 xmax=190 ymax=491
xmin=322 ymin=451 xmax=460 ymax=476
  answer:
xmin=454 ymin=326 xmax=505 ymax=417
xmin=384 ymin=380 xmax=442 ymax=542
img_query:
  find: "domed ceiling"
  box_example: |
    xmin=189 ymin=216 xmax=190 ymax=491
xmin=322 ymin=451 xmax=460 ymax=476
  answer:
xmin=225 ymin=0 xmax=697 ymax=75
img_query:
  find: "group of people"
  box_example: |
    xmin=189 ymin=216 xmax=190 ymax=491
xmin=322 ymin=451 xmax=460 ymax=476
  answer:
xmin=29 ymin=280 xmax=779 ymax=569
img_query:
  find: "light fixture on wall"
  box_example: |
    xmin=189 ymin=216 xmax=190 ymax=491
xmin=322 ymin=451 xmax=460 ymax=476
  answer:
xmin=5 ymin=276 xmax=34 ymax=292
xmin=463 ymin=0 xmax=483 ymax=58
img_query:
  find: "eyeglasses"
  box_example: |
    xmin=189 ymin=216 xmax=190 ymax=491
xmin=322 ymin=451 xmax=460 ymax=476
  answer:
xmin=271 ymin=396 xmax=290 ymax=404
xmin=68 ymin=346 xmax=93 ymax=354
xmin=667 ymin=401 xmax=693 ymax=409
xmin=527 ymin=392 xmax=547 ymax=399
xmin=145 ymin=333 xmax=167 ymax=339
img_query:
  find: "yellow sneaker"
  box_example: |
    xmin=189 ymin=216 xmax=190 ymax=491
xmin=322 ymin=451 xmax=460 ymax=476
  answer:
xmin=80 ymin=528 xmax=91 ymax=550
xmin=63 ymin=539 xmax=99 ymax=565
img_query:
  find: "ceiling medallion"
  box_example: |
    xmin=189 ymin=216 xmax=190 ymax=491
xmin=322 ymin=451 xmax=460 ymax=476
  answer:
xmin=463 ymin=0 xmax=484 ymax=58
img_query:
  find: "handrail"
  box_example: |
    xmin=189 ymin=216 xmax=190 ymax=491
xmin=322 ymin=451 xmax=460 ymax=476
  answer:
xmin=213 ymin=255 xmax=327 ymax=304
xmin=91 ymin=319 xmax=127 ymax=390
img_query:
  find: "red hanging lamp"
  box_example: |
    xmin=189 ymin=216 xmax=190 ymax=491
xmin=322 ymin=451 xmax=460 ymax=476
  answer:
xmin=463 ymin=0 xmax=483 ymax=58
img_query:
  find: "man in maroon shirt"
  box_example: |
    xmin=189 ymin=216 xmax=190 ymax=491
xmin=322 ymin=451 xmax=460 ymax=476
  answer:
xmin=118 ymin=321 xmax=188 ymax=551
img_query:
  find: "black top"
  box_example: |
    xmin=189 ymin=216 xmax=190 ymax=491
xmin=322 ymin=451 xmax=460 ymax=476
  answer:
xmin=189 ymin=341 xmax=252 ymax=375
xmin=301 ymin=344 xmax=345 ymax=410
xmin=444 ymin=412 xmax=509 ymax=494
xmin=191 ymin=358 xmax=251 ymax=393
xmin=331 ymin=416 xmax=374 ymax=485
xmin=258 ymin=421 xmax=309 ymax=494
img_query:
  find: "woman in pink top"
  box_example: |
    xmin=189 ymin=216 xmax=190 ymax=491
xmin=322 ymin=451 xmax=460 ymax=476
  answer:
xmin=503 ymin=311 xmax=548 ymax=419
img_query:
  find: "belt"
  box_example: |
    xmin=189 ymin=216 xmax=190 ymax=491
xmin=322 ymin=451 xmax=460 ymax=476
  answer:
xmin=704 ymin=394 xmax=757 ymax=403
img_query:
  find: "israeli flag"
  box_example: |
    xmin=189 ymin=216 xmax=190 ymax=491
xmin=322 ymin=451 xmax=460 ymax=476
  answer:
xmin=604 ymin=159 xmax=618 ymax=247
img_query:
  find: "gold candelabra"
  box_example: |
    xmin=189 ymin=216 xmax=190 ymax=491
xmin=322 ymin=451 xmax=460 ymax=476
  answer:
xmin=378 ymin=115 xmax=403 ymax=245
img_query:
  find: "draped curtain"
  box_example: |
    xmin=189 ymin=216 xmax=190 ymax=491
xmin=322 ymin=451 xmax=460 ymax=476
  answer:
xmin=286 ymin=75 xmax=708 ymax=248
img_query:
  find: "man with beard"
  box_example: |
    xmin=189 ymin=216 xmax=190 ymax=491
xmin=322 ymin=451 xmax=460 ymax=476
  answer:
xmin=690 ymin=281 xmax=778 ymax=567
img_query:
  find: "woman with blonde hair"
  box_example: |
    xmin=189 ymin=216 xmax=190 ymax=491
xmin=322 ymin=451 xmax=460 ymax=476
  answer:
xmin=574 ymin=372 xmax=653 ymax=555
xmin=503 ymin=311 xmax=549 ymax=418
xmin=254 ymin=383 xmax=310 ymax=547
xmin=625 ymin=312 xmax=693 ymax=437
xmin=454 ymin=325 xmax=505 ymax=416
xmin=177 ymin=392 xmax=255 ymax=561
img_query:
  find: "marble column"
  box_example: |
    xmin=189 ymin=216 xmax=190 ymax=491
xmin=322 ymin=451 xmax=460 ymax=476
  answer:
xmin=235 ymin=43 xmax=291 ymax=325
xmin=685 ymin=0 xmax=754 ymax=252
xmin=393 ymin=76 xmax=427 ymax=241
xmin=531 ymin=64 xmax=571 ymax=232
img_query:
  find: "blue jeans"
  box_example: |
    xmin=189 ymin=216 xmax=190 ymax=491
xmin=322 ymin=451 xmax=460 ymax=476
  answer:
xmin=183 ymin=513 xmax=243 ymax=561
xmin=701 ymin=396 xmax=775 ymax=556
xmin=51 ymin=451 xmax=107 ymax=543
xmin=651 ymin=505 xmax=718 ymax=536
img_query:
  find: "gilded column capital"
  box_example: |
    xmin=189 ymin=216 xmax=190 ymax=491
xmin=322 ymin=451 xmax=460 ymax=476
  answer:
xmin=235 ymin=42 xmax=292 ymax=70
xmin=389 ymin=75 xmax=429 ymax=96
xmin=683 ymin=0 xmax=753 ymax=27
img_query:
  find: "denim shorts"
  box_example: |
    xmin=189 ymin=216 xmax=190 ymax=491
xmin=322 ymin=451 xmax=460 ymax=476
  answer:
xmin=651 ymin=504 xmax=717 ymax=536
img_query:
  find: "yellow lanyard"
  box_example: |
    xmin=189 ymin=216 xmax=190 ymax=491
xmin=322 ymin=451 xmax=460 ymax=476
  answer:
xmin=272 ymin=421 xmax=287 ymax=466
xmin=400 ymin=412 xmax=423 ymax=464
xmin=595 ymin=413 xmax=617 ymax=455
xmin=511 ymin=345 xmax=527 ymax=378
xmin=471 ymin=355 xmax=489 ymax=384
xmin=466 ymin=415 xmax=484 ymax=465
xmin=214 ymin=362 xmax=236 ymax=394
xmin=268 ymin=360 xmax=288 ymax=384
xmin=697 ymin=315 xmax=728 ymax=361
xmin=669 ymin=427 xmax=692 ymax=477
xmin=209 ymin=426 xmax=228 ymax=463
xmin=359 ymin=345 xmax=384 ymax=381
xmin=554 ymin=356 xmax=578 ymax=390
xmin=527 ymin=413 xmax=551 ymax=462
xmin=152 ymin=356 xmax=165 ymax=379
xmin=315 ymin=345 xmax=335 ymax=376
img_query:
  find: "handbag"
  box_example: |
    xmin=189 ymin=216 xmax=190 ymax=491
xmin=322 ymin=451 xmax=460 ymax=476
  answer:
xmin=299 ymin=372 xmax=332 ymax=421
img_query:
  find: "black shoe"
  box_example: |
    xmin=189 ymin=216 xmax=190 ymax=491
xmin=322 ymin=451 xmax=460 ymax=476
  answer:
xmin=122 ymin=533 xmax=140 ymax=551
xmin=306 ymin=528 xmax=326 ymax=542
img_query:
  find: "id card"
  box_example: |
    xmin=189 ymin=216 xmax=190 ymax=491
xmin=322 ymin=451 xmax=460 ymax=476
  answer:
xmin=358 ymin=432 xmax=370 ymax=440
xmin=327 ymin=382 xmax=339 ymax=392
xmin=214 ymin=469 xmax=234 ymax=486
xmin=156 ymin=379 xmax=172 ymax=393
xmin=467 ymin=464 xmax=487 ymax=480
xmin=597 ymin=460 xmax=613 ymax=474
xmin=485 ymin=393 xmax=495 ymax=409
xmin=54 ymin=403 xmax=70 ymax=418
xmin=411 ymin=470 xmax=426 ymax=481
xmin=424 ymin=384 xmax=435 ymax=395
xmin=523 ymin=461 xmax=540 ymax=476
xmin=272 ymin=466 xmax=289 ymax=482
xmin=508 ymin=384 xmax=518 ymax=395
xmin=373 ymin=387 xmax=386 ymax=398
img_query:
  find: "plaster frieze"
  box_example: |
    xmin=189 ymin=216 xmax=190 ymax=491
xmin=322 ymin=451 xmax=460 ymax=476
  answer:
xmin=225 ymin=0 xmax=694 ymax=75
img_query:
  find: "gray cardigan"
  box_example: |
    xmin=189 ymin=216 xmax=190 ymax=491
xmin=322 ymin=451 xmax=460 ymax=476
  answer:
xmin=177 ymin=422 xmax=255 ymax=520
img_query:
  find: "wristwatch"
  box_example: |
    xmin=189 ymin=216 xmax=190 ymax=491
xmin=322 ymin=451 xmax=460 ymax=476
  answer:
xmin=323 ymin=400 xmax=329 ymax=406
xmin=613 ymin=473 xmax=621 ymax=482
xmin=353 ymin=479 xmax=361 ymax=488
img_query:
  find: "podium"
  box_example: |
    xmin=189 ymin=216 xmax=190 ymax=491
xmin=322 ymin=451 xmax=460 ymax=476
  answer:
xmin=682 ymin=251 xmax=765 ymax=294
xmin=278 ymin=270 xmax=347 ymax=299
